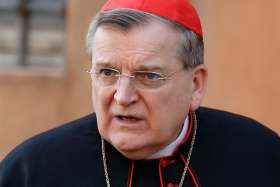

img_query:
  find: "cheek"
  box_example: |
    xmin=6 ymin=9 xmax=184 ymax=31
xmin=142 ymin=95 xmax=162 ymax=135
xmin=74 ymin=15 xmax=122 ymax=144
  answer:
xmin=91 ymin=86 xmax=115 ymax=124
xmin=148 ymin=89 xmax=191 ymax=116
xmin=92 ymin=87 xmax=115 ymax=136
xmin=144 ymin=85 xmax=191 ymax=131
xmin=92 ymin=84 xmax=112 ymax=107
xmin=91 ymin=83 xmax=98 ymax=105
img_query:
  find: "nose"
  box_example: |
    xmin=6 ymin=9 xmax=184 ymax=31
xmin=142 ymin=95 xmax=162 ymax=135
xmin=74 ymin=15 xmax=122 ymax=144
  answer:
xmin=113 ymin=76 xmax=139 ymax=106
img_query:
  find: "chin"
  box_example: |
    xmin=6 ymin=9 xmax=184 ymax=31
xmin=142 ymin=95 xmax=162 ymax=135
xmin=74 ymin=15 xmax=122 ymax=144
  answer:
xmin=112 ymin=137 xmax=138 ymax=151
xmin=117 ymin=147 xmax=152 ymax=160
xmin=110 ymin=137 xmax=149 ymax=159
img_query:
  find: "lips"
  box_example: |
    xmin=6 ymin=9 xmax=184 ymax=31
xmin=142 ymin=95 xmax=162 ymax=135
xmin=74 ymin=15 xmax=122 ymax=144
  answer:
xmin=116 ymin=115 xmax=140 ymax=121
xmin=112 ymin=114 xmax=146 ymax=130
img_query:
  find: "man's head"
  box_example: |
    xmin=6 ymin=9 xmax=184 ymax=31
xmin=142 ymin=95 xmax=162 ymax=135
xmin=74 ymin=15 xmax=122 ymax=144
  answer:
xmin=86 ymin=0 xmax=208 ymax=159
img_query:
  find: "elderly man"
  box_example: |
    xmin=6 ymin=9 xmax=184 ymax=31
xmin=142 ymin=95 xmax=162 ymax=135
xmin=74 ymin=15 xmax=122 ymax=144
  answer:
xmin=0 ymin=0 xmax=279 ymax=186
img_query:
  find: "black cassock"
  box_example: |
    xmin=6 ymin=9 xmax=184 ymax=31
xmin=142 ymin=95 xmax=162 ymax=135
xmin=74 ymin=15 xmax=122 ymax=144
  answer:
xmin=0 ymin=107 xmax=279 ymax=187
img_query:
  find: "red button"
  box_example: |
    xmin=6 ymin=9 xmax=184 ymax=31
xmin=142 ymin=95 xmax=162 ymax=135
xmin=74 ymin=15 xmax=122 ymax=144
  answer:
xmin=162 ymin=159 xmax=175 ymax=168
xmin=162 ymin=160 xmax=168 ymax=167
xmin=167 ymin=183 xmax=178 ymax=187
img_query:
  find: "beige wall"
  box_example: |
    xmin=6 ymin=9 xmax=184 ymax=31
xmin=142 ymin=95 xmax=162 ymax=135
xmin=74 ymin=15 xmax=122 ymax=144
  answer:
xmin=0 ymin=0 xmax=105 ymax=160
xmin=194 ymin=0 xmax=280 ymax=133
xmin=0 ymin=0 xmax=279 ymax=160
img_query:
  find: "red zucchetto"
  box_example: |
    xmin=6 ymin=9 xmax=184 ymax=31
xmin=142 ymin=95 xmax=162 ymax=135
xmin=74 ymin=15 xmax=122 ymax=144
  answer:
xmin=100 ymin=0 xmax=203 ymax=37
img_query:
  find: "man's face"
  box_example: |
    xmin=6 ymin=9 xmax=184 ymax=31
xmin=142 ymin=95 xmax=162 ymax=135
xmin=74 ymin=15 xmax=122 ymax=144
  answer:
xmin=91 ymin=21 xmax=205 ymax=159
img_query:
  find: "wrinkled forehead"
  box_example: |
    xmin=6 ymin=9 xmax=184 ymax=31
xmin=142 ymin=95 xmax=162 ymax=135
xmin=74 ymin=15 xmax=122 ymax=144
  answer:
xmin=91 ymin=21 xmax=184 ymax=71
xmin=86 ymin=7 xmax=190 ymax=59
xmin=93 ymin=20 xmax=181 ymax=57
xmin=90 ymin=8 xmax=184 ymax=53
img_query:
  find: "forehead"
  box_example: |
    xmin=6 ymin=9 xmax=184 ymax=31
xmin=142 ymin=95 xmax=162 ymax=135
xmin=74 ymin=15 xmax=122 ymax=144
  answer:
xmin=91 ymin=21 xmax=182 ymax=69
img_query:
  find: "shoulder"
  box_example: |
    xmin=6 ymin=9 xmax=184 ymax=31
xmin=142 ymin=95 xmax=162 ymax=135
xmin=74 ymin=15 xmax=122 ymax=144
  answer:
xmin=196 ymin=107 xmax=279 ymax=139
xmin=3 ymin=113 xmax=98 ymax=160
xmin=196 ymin=106 xmax=280 ymax=159
xmin=11 ymin=113 xmax=98 ymax=155
xmin=194 ymin=107 xmax=280 ymax=186
xmin=0 ymin=113 xmax=101 ymax=185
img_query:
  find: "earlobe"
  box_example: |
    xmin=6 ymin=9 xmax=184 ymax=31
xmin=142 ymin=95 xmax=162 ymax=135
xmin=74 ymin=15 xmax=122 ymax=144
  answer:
xmin=190 ymin=65 xmax=208 ymax=111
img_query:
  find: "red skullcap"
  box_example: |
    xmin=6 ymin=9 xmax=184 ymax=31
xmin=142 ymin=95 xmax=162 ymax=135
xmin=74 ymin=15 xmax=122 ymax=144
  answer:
xmin=100 ymin=0 xmax=203 ymax=37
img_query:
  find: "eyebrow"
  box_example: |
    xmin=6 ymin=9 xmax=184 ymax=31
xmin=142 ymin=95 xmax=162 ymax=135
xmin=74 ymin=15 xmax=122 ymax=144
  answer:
xmin=134 ymin=64 xmax=166 ymax=73
xmin=93 ymin=61 xmax=115 ymax=68
xmin=93 ymin=60 xmax=168 ymax=73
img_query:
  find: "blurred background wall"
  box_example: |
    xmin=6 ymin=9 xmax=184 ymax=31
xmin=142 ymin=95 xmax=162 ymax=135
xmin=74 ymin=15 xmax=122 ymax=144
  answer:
xmin=0 ymin=0 xmax=279 ymax=160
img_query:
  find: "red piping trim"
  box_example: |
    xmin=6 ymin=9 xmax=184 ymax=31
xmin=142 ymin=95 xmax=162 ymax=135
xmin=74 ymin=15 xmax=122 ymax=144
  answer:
xmin=180 ymin=153 xmax=186 ymax=164
xmin=158 ymin=158 xmax=164 ymax=187
xmin=188 ymin=167 xmax=201 ymax=187
xmin=180 ymin=154 xmax=200 ymax=187
xmin=128 ymin=160 xmax=135 ymax=187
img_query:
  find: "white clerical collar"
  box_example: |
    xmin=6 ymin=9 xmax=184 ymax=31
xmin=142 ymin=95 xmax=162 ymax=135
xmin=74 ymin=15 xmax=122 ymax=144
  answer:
xmin=148 ymin=115 xmax=189 ymax=159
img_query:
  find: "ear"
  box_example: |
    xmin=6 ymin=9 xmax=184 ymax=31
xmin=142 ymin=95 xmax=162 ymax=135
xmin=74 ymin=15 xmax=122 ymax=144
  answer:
xmin=190 ymin=64 xmax=208 ymax=111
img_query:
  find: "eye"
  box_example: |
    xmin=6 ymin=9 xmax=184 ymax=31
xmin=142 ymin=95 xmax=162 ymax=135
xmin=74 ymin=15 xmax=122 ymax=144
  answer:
xmin=136 ymin=71 xmax=162 ymax=81
xmin=99 ymin=68 xmax=119 ymax=77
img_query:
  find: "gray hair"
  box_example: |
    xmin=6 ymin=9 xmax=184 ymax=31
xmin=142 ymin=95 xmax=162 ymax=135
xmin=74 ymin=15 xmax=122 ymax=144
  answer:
xmin=86 ymin=9 xmax=204 ymax=68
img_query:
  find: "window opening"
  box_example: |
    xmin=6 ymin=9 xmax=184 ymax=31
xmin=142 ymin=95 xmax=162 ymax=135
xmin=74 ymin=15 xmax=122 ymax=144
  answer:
xmin=0 ymin=0 xmax=66 ymax=70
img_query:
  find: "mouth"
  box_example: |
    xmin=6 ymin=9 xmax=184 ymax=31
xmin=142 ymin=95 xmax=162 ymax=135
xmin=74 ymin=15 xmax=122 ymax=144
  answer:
xmin=113 ymin=114 xmax=146 ymax=130
xmin=116 ymin=115 xmax=140 ymax=122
